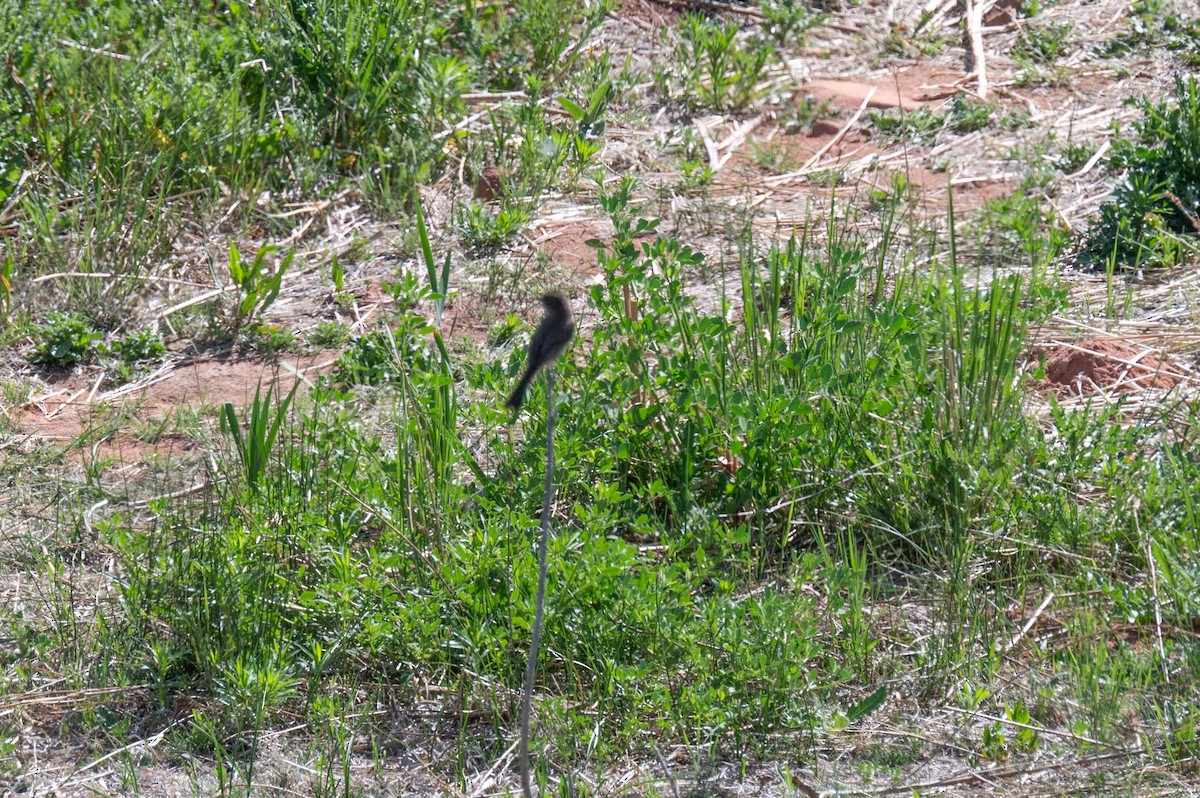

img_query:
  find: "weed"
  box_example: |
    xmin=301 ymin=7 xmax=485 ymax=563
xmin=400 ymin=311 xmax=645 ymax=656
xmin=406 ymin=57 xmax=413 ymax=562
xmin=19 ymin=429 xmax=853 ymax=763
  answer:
xmin=1014 ymin=63 xmax=1072 ymax=88
xmin=1006 ymin=141 xmax=1059 ymax=192
xmin=109 ymin=328 xmax=166 ymax=364
xmin=560 ymin=78 xmax=614 ymax=142
xmin=219 ymin=380 xmax=300 ymax=494
xmin=867 ymin=173 xmax=912 ymax=210
xmin=333 ymin=330 xmax=404 ymax=386
xmin=976 ymin=189 xmax=1071 ymax=282
xmin=457 ymin=200 xmax=533 ymax=253
xmin=751 ymin=137 xmax=797 ymax=174
xmin=488 ymin=313 xmax=524 ymax=348
xmin=677 ymin=129 xmax=716 ymax=189
xmin=308 ymin=320 xmax=352 ymax=348
xmin=1059 ymin=141 xmax=1098 ymax=173
xmin=1012 ymin=21 xmax=1075 ymax=64
xmin=560 ymin=75 xmax=614 ymax=187
xmin=760 ymin=0 xmax=826 ymax=49
xmin=0 ymin=255 xmax=14 ymax=324
xmin=950 ymin=95 xmax=994 ymax=133
xmin=881 ymin=11 xmax=950 ymax=56
xmin=241 ymin=323 xmax=297 ymax=355
xmin=225 ymin=243 xmax=295 ymax=333
xmin=29 ymin=312 xmax=102 ymax=367
xmin=781 ymin=93 xmax=834 ymax=134
xmin=0 ymin=381 xmax=33 ymax=434
xmin=995 ymin=107 xmax=1032 ymax=130
xmin=104 ymin=328 xmax=167 ymax=384
xmin=1084 ymin=75 xmax=1200 ymax=267
xmin=869 ymin=107 xmax=945 ymax=142
xmin=663 ymin=13 xmax=773 ymax=112
xmin=332 ymin=307 xmax=438 ymax=387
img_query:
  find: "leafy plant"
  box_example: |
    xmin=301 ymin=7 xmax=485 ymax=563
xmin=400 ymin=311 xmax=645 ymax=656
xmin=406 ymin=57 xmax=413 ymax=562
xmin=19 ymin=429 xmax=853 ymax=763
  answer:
xmin=332 ymin=307 xmax=437 ymax=388
xmin=560 ymin=76 xmax=614 ymax=183
xmin=950 ymin=95 xmax=994 ymax=132
xmin=560 ymin=78 xmax=613 ymax=140
xmin=241 ymin=323 xmax=296 ymax=355
xmin=219 ymin=380 xmax=300 ymax=494
xmin=1012 ymin=20 xmax=1074 ymax=64
xmin=664 ymin=13 xmax=773 ymax=112
xmin=109 ymin=328 xmax=166 ymax=364
xmin=1084 ymin=75 xmax=1200 ymax=266
xmin=869 ymin=106 xmax=945 ymax=142
xmin=414 ymin=193 xmax=451 ymax=329
xmin=308 ymin=320 xmax=352 ymax=348
xmin=677 ymin=128 xmax=715 ymax=189
xmin=760 ymin=0 xmax=826 ymax=48
xmin=1059 ymin=141 xmax=1098 ymax=173
xmin=752 ymin=137 xmax=797 ymax=174
xmin=104 ymin=327 xmax=167 ymax=384
xmin=457 ymin=200 xmax=532 ymax=253
xmin=29 ymin=312 xmax=102 ymax=367
xmin=781 ymin=93 xmax=834 ymax=134
xmin=867 ymin=172 xmax=912 ymax=210
xmin=333 ymin=330 xmax=403 ymax=387
xmin=226 ymin=243 xmax=295 ymax=331
xmin=881 ymin=11 xmax=950 ymax=56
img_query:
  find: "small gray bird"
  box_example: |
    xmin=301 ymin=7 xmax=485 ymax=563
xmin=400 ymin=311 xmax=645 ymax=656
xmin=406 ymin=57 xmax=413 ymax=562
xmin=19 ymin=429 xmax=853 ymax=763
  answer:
xmin=506 ymin=291 xmax=575 ymax=411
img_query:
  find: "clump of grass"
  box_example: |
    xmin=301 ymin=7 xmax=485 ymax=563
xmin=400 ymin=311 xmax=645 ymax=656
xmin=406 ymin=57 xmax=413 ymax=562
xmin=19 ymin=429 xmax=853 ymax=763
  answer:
xmin=457 ymin=200 xmax=533 ymax=253
xmin=308 ymin=320 xmax=352 ymax=349
xmin=760 ymin=0 xmax=825 ymax=49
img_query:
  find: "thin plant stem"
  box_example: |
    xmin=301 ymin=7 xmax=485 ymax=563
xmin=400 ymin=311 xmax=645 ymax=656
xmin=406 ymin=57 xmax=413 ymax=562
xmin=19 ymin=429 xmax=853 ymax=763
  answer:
xmin=520 ymin=368 xmax=556 ymax=798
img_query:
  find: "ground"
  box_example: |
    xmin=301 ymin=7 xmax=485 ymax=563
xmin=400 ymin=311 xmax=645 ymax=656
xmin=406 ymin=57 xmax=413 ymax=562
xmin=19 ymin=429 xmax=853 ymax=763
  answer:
xmin=3 ymin=0 xmax=1200 ymax=794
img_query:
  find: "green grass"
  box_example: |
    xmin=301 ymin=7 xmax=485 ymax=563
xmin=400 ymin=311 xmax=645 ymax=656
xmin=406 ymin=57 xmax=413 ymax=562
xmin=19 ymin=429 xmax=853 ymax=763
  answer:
xmin=0 ymin=0 xmax=608 ymax=327
xmin=2 ymin=0 xmax=1200 ymax=794
xmin=7 ymin=182 xmax=1198 ymax=790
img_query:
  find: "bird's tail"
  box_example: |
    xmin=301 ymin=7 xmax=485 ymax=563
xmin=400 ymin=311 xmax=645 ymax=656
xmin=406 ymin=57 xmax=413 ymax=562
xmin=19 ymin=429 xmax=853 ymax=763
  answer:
xmin=506 ymin=370 xmax=535 ymax=411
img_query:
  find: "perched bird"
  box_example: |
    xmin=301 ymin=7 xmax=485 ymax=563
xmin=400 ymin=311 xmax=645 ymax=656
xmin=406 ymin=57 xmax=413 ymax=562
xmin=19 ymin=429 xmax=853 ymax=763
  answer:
xmin=506 ymin=291 xmax=575 ymax=412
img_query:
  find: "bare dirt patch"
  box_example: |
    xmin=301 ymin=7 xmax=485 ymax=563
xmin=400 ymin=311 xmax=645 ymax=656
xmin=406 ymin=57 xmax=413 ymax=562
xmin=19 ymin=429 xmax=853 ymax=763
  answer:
xmin=613 ymin=0 xmax=682 ymax=29
xmin=1031 ymin=337 xmax=1185 ymax=397
xmin=15 ymin=350 xmax=338 ymax=465
xmin=805 ymin=63 xmax=965 ymax=112
xmin=531 ymin=220 xmax=610 ymax=282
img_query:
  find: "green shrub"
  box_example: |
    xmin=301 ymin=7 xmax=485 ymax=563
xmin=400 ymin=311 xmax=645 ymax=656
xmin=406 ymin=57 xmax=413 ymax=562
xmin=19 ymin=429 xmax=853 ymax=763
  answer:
xmin=1084 ymin=75 xmax=1200 ymax=267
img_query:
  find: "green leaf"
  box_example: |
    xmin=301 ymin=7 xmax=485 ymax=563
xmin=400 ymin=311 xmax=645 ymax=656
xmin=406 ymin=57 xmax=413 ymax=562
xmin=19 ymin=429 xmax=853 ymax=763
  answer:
xmin=559 ymin=97 xmax=585 ymax=121
xmin=846 ymin=684 xmax=888 ymax=723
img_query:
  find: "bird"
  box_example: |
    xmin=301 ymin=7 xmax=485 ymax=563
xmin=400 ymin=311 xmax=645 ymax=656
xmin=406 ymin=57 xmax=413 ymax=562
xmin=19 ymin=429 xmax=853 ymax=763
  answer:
xmin=506 ymin=291 xmax=575 ymax=412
